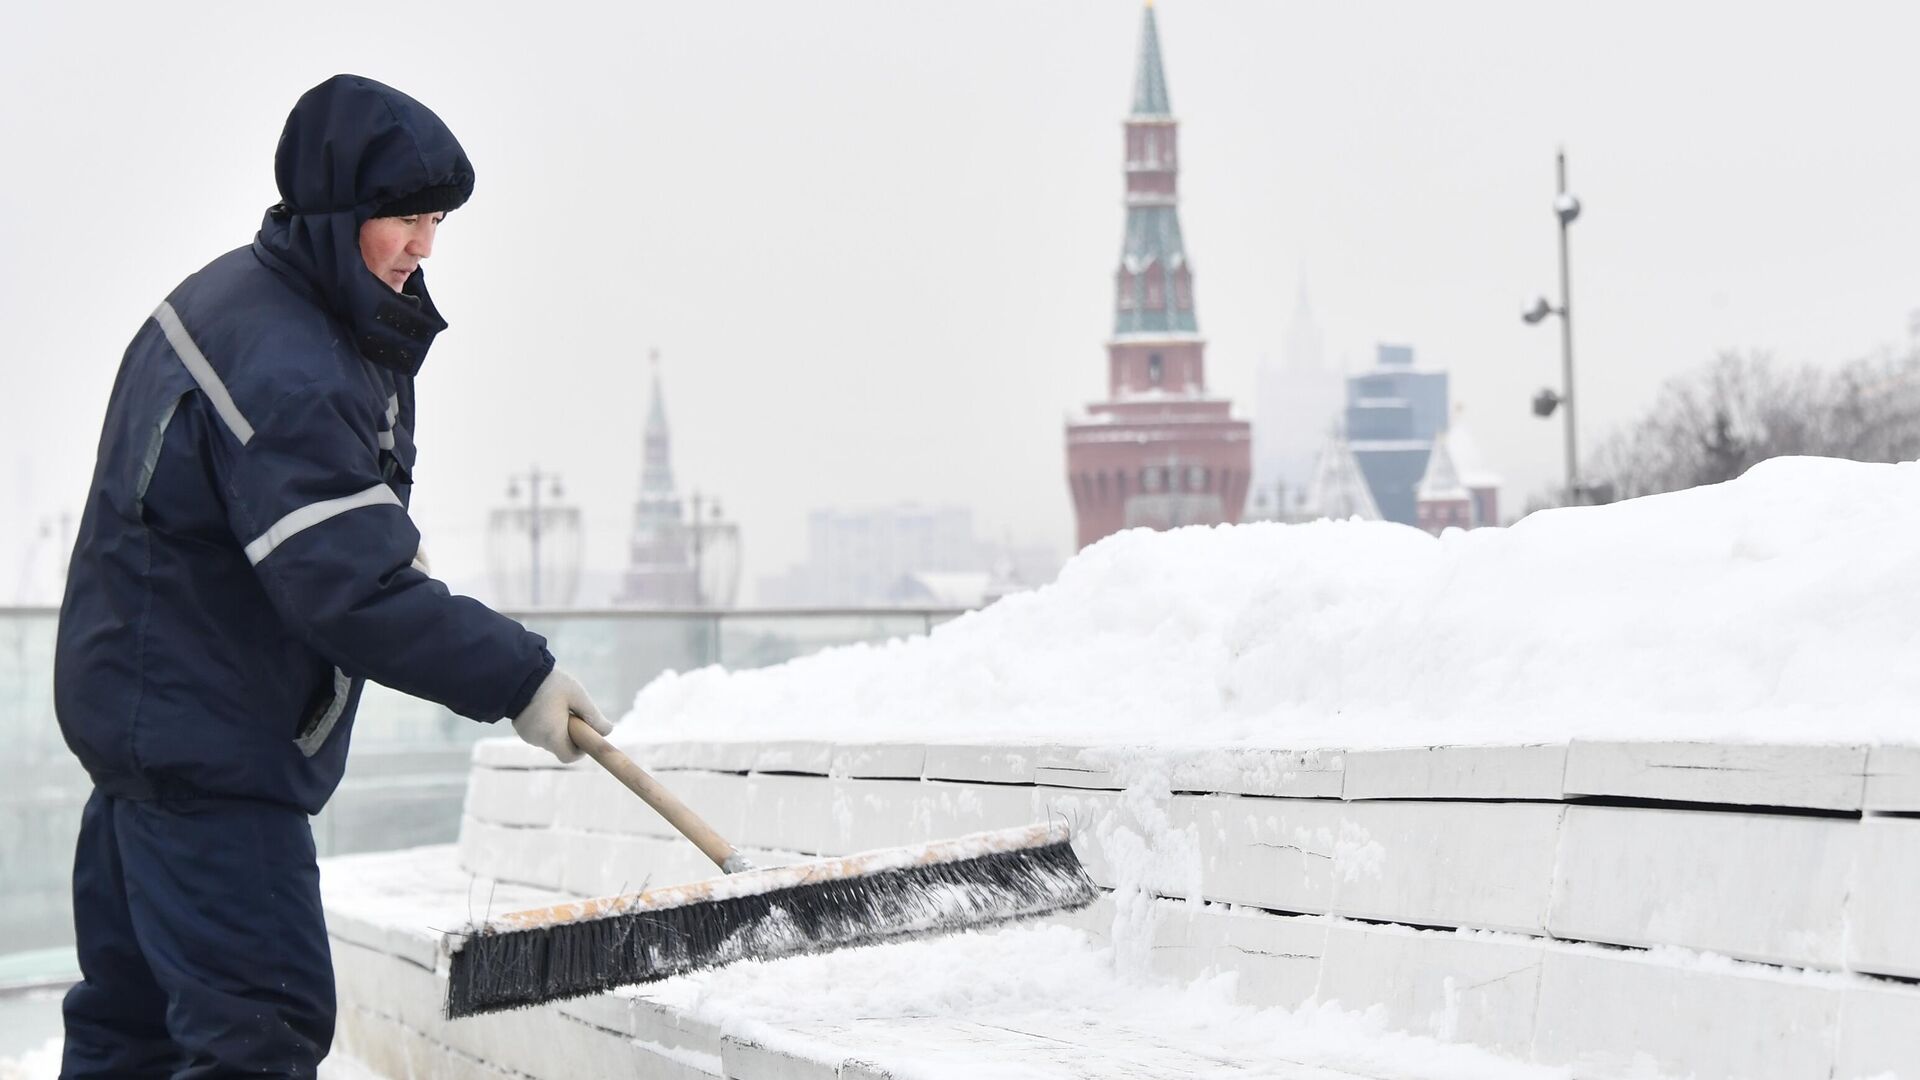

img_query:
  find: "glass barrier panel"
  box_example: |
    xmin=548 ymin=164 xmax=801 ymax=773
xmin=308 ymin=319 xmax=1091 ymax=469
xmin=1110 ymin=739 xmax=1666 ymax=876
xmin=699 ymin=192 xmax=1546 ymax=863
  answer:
xmin=0 ymin=607 xmax=961 ymax=959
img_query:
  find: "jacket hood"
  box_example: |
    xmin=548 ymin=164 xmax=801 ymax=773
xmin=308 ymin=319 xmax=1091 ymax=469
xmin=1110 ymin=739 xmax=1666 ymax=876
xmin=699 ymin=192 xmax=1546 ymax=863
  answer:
xmin=255 ymin=74 xmax=475 ymax=375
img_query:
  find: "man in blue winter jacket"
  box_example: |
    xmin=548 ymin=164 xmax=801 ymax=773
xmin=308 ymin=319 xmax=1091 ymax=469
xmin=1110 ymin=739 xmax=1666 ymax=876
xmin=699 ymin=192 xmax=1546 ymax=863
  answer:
xmin=53 ymin=74 xmax=613 ymax=1078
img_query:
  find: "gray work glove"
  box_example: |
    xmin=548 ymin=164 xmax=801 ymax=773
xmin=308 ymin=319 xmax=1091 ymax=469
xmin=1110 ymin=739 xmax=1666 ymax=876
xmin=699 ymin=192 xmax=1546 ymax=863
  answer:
xmin=511 ymin=668 xmax=613 ymax=764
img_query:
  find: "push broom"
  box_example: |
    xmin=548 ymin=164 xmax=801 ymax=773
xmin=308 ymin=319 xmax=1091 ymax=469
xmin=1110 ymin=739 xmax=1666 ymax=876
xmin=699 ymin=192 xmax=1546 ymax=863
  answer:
xmin=444 ymin=718 xmax=1098 ymax=1018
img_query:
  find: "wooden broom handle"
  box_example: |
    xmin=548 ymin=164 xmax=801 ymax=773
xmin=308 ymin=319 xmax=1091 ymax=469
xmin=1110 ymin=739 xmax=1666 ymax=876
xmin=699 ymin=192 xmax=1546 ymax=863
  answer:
xmin=567 ymin=716 xmax=744 ymax=873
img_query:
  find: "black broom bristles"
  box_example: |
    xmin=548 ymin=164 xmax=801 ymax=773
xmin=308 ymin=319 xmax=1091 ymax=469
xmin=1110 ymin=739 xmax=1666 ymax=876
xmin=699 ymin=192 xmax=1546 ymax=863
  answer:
xmin=445 ymin=833 xmax=1097 ymax=1019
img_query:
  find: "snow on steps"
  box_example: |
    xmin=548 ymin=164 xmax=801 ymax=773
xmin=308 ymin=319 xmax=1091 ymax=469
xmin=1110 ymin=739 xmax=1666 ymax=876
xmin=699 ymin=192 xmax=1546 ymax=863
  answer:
xmin=325 ymin=849 xmax=1489 ymax=1080
xmin=322 ymin=736 xmax=1920 ymax=1079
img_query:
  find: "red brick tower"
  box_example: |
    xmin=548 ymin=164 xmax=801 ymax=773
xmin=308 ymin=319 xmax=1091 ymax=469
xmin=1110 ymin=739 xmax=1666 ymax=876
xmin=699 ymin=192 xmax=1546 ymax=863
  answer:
xmin=1065 ymin=3 xmax=1251 ymax=551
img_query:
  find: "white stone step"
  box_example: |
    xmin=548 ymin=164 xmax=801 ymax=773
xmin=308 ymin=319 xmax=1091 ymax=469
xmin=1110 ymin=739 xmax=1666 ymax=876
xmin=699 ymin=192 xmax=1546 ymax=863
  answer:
xmin=319 ymin=846 xmax=1571 ymax=1080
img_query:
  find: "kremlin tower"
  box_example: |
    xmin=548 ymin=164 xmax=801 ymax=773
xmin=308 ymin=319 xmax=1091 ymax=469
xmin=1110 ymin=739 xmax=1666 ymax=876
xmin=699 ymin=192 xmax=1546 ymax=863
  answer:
xmin=1064 ymin=3 xmax=1251 ymax=551
xmin=616 ymin=351 xmax=700 ymax=606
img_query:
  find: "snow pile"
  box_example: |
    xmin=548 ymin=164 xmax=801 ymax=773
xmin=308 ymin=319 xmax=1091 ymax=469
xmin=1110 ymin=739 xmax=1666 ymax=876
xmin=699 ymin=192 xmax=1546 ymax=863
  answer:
xmin=619 ymin=457 xmax=1920 ymax=748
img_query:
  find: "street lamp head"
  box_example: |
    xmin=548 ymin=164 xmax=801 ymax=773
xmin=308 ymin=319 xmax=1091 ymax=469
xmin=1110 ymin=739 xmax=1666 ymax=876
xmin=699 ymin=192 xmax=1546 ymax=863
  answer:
xmin=1555 ymin=192 xmax=1581 ymax=225
xmin=1522 ymin=295 xmax=1554 ymax=325
xmin=1532 ymin=388 xmax=1561 ymax=417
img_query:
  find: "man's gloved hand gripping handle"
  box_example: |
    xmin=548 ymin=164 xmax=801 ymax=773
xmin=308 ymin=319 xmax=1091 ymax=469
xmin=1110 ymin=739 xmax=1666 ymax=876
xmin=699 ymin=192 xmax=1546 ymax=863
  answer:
xmin=511 ymin=668 xmax=613 ymax=763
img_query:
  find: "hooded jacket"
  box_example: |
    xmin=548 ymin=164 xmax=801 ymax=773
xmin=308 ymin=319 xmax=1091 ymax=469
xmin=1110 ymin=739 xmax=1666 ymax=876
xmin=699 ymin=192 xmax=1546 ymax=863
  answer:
xmin=55 ymin=75 xmax=553 ymax=815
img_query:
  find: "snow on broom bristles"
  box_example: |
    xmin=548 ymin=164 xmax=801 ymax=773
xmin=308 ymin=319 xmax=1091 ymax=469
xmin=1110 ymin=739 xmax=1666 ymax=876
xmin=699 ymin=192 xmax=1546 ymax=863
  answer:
xmin=445 ymin=823 xmax=1097 ymax=1018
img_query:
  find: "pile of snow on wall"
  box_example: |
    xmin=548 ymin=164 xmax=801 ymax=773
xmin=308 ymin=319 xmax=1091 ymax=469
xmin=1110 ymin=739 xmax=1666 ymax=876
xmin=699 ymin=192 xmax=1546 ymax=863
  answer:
xmin=616 ymin=457 xmax=1920 ymax=748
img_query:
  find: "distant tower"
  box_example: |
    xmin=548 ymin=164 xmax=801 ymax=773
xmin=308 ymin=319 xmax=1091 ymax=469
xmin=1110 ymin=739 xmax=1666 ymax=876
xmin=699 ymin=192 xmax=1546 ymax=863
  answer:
xmin=1414 ymin=429 xmax=1473 ymax=534
xmin=1345 ymin=344 xmax=1449 ymax=525
xmin=1064 ymin=3 xmax=1252 ymax=550
xmin=1253 ymin=281 xmax=1342 ymax=513
xmin=1308 ymin=431 xmax=1382 ymax=522
xmin=617 ymin=351 xmax=700 ymax=607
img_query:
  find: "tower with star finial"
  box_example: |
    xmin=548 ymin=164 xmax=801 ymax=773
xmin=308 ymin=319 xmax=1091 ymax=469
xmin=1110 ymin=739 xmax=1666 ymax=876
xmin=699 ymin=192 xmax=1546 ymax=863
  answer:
xmin=1063 ymin=2 xmax=1251 ymax=550
xmin=616 ymin=349 xmax=701 ymax=606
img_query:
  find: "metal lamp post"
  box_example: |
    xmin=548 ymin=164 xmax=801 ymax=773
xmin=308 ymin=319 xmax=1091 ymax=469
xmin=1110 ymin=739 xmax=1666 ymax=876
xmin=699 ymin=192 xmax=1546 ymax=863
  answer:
xmin=505 ymin=465 xmax=564 ymax=607
xmin=1522 ymin=148 xmax=1582 ymax=502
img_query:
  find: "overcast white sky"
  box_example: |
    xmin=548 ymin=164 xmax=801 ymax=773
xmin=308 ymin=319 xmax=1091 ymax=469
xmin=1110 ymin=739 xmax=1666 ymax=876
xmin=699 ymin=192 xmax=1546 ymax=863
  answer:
xmin=7 ymin=0 xmax=1920 ymax=604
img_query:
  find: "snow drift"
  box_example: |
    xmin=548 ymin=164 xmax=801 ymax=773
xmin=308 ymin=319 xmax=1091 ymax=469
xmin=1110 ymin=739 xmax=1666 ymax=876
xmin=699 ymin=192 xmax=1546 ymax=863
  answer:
xmin=616 ymin=457 xmax=1920 ymax=749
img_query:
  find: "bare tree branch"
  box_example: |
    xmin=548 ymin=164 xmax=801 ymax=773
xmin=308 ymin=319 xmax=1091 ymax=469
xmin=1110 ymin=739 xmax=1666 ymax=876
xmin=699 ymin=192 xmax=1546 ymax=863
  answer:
xmin=1586 ymin=347 xmax=1920 ymax=501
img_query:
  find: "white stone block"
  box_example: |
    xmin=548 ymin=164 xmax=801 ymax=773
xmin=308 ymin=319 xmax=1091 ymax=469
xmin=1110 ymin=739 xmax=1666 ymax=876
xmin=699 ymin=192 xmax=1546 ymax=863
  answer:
xmin=1864 ymin=745 xmax=1920 ymax=811
xmin=323 ymin=904 xmax=389 ymax=959
xmin=388 ymin=923 xmax=446 ymax=978
xmin=434 ymin=984 xmax=584 ymax=1078
xmin=629 ymin=1044 xmax=724 ymax=1080
xmin=1037 ymin=786 xmax=1199 ymax=899
xmin=329 ymin=937 xmax=388 ymax=1019
xmin=1847 ymin=815 xmax=1920 ymax=979
xmin=1171 ymin=747 xmax=1345 ymax=798
xmin=463 ymin=765 xmax=560 ymax=828
xmin=332 ymin=1004 xmax=409 ymax=1080
xmin=720 ymin=1035 xmax=844 ymax=1080
xmin=457 ymin=817 xmax=568 ymax=891
xmin=558 ymin=996 xmax=724 ymax=1080
xmin=438 ymin=1037 xmax=525 ymax=1080
xmin=1033 ymin=786 xmax=1120 ymax=856
xmin=1187 ymin=794 xmax=1341 ymax=913
xmin=560 ymin=830 xmax=714 ymax=897
xmin=830 ymin=742 xmax=926 ymax=780
xmin=637 ymin=739 xmax=759 ymax=773
xmin=1834 ymin=982 xmax=1920 ymax=1080
xmin=1564 ymin=740 xmax=1869 ymax=811
xmin=922 ymin=743 xmax=1039 ymax=783
xmin=637 ymin=770 xmax=751 ymax=845
xmin=1341 ymin=744 xmax=1567 ymax=801
xmin=395 ymin=1023 xmax=457 ymax=1080
xmin=835 ymin=1013 xmax=1269 ymax=1077
xmin=734 ymin=846 xmax=822 ymax=872
xmin=1531 ymin=947 xmax=1841 ymax=1080
xmin=1032 ymin=744 xmax=1125 ymax=789
xmin=471 ymin=736 xmax=557 ymax=769
xmin=828 ymin=778 xmax=928 ymax=853
xmin=456 ymin=815 xmax=509 ymax=882
xmin=454 ymin=814 xmax=490 ymax=875
xmin=1333 ymin=801 xmax=1564 ymax=934
xmin=333 ymin=939 xmax=444 ymax=1038
xmin=1208 ymin=908 xmax=1327 ymax=1010
xmin=1144 ymin=901 xmax=1227 ymax=985
xmin=1315 ymin=922 xmax=1545 ymax=1055
xmin=1044 ymin=892 xmax=1118 ymax=945
xmin=911 ymin=779 xmax=1043 ymax=840
xmin=753 ymin=740 xmax=836 ymax=776
xmin=553 ymin=761 xmax=665 ymax=835
xmin=1550 ymin=805 xmax=1856 ymax=968
xmin=741 ymin=772 xmax=836 ymax=854
xmin=503 ymin=822 xmax=569 ymax=893
xmin=585 ymin=988 xmax=729 ymax=1072
xmin=550 ymin=1008 xmax=724 ymax=1080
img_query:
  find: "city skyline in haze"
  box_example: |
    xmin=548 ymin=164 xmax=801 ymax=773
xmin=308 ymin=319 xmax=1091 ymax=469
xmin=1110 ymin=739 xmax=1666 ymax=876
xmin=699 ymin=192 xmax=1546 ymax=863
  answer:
xmin=7 ymin=1 xmax=1920 ymax=604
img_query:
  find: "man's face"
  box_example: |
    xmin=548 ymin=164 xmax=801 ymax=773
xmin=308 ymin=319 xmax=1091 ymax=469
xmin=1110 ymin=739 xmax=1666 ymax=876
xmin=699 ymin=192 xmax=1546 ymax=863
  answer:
xmin=358 ymin=213 xmax=443 ymax=291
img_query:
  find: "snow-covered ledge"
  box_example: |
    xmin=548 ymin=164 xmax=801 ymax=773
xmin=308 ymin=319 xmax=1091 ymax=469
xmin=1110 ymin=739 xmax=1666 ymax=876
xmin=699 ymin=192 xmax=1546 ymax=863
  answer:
xmin=322 ymin=734 xmax=1920 ymax=1080
xmin=325 ymin=459 xmax=1920 ymax=1078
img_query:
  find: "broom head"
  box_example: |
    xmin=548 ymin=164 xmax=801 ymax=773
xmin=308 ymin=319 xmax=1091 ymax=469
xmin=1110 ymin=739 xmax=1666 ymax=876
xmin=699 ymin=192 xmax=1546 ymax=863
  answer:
xmin=445 ymin=822 xmax=1096 ymax=1018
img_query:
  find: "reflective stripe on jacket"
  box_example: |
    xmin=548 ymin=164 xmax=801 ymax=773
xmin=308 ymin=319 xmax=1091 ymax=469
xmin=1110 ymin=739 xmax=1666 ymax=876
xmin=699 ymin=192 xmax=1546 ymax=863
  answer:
xmin=55 ymin=77 xmax=551 ymax=813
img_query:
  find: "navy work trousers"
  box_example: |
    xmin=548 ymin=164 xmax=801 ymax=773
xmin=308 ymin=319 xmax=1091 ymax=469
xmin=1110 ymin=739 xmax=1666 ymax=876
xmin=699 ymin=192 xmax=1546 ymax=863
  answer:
xmin=60 ymin=789 xmax=335 ymax=1079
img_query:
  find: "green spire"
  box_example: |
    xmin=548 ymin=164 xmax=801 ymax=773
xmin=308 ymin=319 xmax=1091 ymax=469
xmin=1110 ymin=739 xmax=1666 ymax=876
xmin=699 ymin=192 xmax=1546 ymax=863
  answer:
xmin=1115 ymin=206 xmax=1196 ymax=336
xmin=641 ymin=349 xmax=675 ymax=499
xmin=1132 ymin=4 xmax=1171 ymax=117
